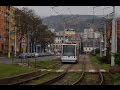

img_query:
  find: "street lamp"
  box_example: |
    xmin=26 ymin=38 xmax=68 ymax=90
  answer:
xmin=7 ymin=8 xmax=11 ymax=58
xmin=15 ymin=14 xmax=21 ymax=55
xmin=111 ymin=6 xmax=116 ymax=66
xmin=100 ymin=35 xmax=104 ymax=57
xmin=14 ymin=26 xmax=17 ymax=57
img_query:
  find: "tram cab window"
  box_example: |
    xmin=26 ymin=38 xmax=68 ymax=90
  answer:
xmin=63 ymin=45 xmax=75 ymax=56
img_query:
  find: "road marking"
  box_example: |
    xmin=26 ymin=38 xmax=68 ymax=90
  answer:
xmin=100 ymin=69 xmax=106 ymax=72
xmin=56 ymin=70 xmax=65 ymax=72
xmin=88 ymin=69 xmax=97 ymax=72
xmin=68 ymin=70 xmax=82 ymax=72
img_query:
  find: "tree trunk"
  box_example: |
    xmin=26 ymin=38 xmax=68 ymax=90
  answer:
xmin=19 ymin=42 xmax=22 ymax=53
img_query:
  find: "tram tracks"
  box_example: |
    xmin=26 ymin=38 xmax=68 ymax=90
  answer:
xmin=37 ymin=55 xmax=84 ymax=85
xmin=19 ymin=64 xmax=73 ymax=85
xmin=0 ymin=70 xmax=42 ymax=85
xmin=31 ymin=54 xmax=104 ymax=85
xmin=73 ymin=54 xmax=104 ymax=85
xmin=72 ymin=54 xmax=86 ymax=85
xmin=0 ymin=55 xmax=114 ymax=85
xmin=102 ymin=72 xmax=114 ymax=85
xmin=18 ymin=54 xmax=114 ymax=85
xmin=0 ymin=62 xmax=61 ymax=85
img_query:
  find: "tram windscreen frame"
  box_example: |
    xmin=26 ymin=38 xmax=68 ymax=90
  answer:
xmin=63 ymin=45 xmax=75 ymax=56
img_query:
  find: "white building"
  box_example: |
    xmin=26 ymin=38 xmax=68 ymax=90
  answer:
xmin=83 ymin=38 xmax=100 ymax=53
xmin=52 ymin=31 xmax=64 ymax=54
xmin=54 ymin=31 xmax=64 ymax=44
xmin=83 ymin=28 xmax=94 ymax=38
xmin=82 ymin=28 xmax=101 ymax=53
xmin=83 ymin=47 xmax=94 ymax=52
xmin=53 ymin=29 xmax=81 ymax=54
xmin=83 ymin=28 xmax=100 ymax=39
xmin=94 ymin=31 xmax=101 ymax=38
xmin=49 ymin=28 xmax=55 ymax=33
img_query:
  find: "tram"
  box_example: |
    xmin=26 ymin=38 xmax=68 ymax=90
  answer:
xmin=61 ymin=43 xmax=79 ymax=63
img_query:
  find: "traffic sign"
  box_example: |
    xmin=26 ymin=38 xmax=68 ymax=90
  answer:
xmin=21 ymin=43 xmax=27 ymax=48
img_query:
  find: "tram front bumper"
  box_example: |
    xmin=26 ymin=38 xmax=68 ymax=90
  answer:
xmin=61 ymin=58 xmax=77 ymax=63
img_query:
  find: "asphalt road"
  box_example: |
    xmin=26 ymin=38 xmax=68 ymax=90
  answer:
xmin=0 ymin=56 xmax=60 ymax=64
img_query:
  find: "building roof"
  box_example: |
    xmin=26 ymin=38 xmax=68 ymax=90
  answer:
xmin=65 ymin=28 xmax=75 ymax=31
xmin=55 ymin=31 xmax=64 ymax=36
xmin=65 ymin=33 xmax=80 ymax=37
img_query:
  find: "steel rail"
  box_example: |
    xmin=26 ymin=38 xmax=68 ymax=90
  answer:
xmin=98 ymin=71 xmax=104 ymax=85
xmin=38 ymin=64 xmax=73 ymax=85
xmin=101 ymin=72 xmax=114 ymax=85
xmin=8 ymin=72 xmax=50 ymax=85
xmin=0 ymin=70 xmax=42 ymax=85
xmin=0 ymin=62 xmax=61 ymax=85
xmin=9 ymin=62 xmax=62 ymax=85
xmin=73 ymin=54 xmax=104 ymax=85
xmin=72 ymin=54 xmax=86 ymax=85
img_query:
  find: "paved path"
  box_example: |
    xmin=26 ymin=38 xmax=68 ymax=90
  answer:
xmin=0 ymin=56 xmax=59 ymax=64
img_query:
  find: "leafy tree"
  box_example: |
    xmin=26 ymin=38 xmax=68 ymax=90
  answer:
xmin=15 ymin=7 xmax=55 ymax=53
xmin=32 ymin=25 xmax=55 ymax=52
xmin=15 ymin=7 xmax=41 ymax=53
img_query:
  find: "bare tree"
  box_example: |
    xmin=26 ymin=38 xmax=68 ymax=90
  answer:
xmin=15 ymin=7 xmax=55 ymax=53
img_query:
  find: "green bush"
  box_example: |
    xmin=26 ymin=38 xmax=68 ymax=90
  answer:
xmin=109 ymin=65 xmax=120 ymax=74
xmin=101 ymin=56 xmax=111 ymax=64
xmin=90 ymin=49 xmax=100 ymax=56
xmin=114 ymin=53 xmax=120 ymax=65
xmin=91 ymin=53 xmax=96 ymax=56
xmin=95 ymin=49 xmax=100 ymax=54
xmin=95 ymin=55 xmax=111 ymax=64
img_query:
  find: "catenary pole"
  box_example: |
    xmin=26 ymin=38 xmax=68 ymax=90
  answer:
xmin=111 ymin=6 xmax=116 ymax=66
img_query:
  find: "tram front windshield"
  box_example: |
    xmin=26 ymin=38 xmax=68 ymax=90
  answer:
xmin=63 ymin=45 xmax=75 ymax=56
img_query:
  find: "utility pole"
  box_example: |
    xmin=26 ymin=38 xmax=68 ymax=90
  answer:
xmin=103 ymin=7 xmax=107 ymax=56
xmin=104 ymin=22 xmax=107 ymax=56
xmin=100 ymin=32 xmax=104 ymax=57
xmin=29 ymin=27 xmax=32 ymax=53
xmin=93 ymin=7 xmax=95 ymax=55
xmin=111 ymin=6 xmax=116 ymax=66
xmin=100 ymin=33 xmax=101 ymax=57
xmin=8 ymin=25 xmax=10 ymax=58
xmin=103 ymin=7 xmax=106 ymax=56
xmin=63 ymin=21 xmax=65 ymax=43
xmin=14 ymin=26 xmax=16 ymax=57
xmin=115 ymin=20 xmax=117 ymax=53
xmin=93 ymin=6 xmax=112 ymax=56
xmin=8 ymin=7 xmax=10 ymax=58
xmin=27 ymin=31 xmax=30 ymax=53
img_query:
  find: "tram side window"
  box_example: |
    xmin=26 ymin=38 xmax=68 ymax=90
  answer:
xmin=63 ymin=45 xmax=75 ymax=56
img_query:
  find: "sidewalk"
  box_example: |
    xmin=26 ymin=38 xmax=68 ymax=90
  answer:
xmin=0 ymin=56 xmax=59 ymax=64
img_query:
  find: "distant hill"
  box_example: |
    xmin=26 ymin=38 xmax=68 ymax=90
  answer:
xmin=42 ymin=15 xmax=104 ymax=32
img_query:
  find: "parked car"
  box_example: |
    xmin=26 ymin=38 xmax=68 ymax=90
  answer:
xmin=49 ymin=52 xmax=54 ymax=56
xmin=19 ymin=53 xmax=27 ymax=59
xmin=34 ymin=53 xmax=39 ymax=57
xmin=26 ymin=53 xmax=32 ymax=58
xmin=31 ymin=53 xmax=35 ymax=57
xmin=39 ymin=53 xmax=45 ymax=57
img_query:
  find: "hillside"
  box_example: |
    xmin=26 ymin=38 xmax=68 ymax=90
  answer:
xmin=42 ymin=15 xmax=105 ymax=32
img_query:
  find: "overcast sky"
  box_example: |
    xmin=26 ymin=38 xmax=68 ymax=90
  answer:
xmin=15 ymin=6 xmax=120 ymax=18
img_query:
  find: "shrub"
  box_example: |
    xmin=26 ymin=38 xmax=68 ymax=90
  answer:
xmin=114 ymin=53 xmax=120 ymax=65
xmin=96 ymin=55 xmax=111 ymax=64
xmin=91 ymin=53 xmax=96 ymax=56
xmin=101 ymin=56 xmax=111 ymax=64
xmin=109 ymin=65 xmax=120 ymax=74
xmin=95 ymin=48 xmax=100 ymax=54
xmin=90 ymin=49 xmax=100 ymax=56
